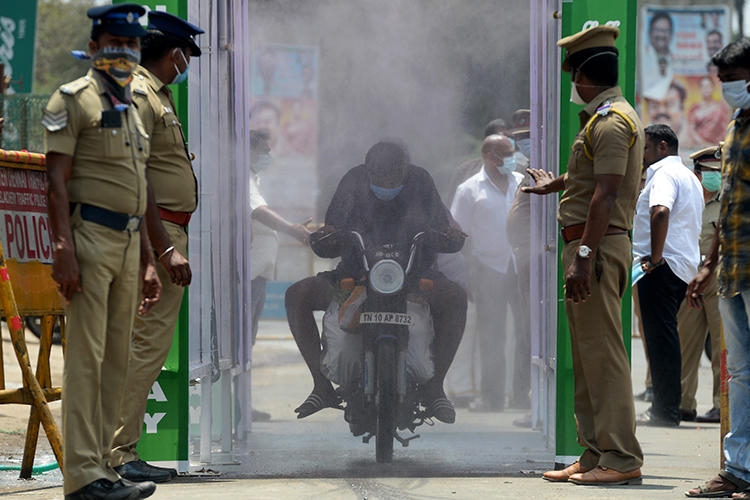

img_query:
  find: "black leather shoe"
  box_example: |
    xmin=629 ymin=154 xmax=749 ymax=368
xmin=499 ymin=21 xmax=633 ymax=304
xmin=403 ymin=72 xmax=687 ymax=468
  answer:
xmin=64 ymin=478 xmax=144 ymax=500
xmin=637 ymin=408 xmax=679 ymax=427
xmin=696 ymin=407 xmax=721 ymax=423
xmin=680 ymin=409 xmax=697 ymax=422
xmin=118 ymin=478 xmax=156 ymax=498
xmin=115 ymin=459 xmax=175 ymax=483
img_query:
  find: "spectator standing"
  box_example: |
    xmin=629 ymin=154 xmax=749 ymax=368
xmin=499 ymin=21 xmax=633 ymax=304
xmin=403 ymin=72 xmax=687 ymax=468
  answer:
xmin=686 ymin=38 xmax=750 ymax=499
xmin=633 ymin=124 xmax=703 ymax=427
xmin=451 ymin=135 xmax=524 ymax=411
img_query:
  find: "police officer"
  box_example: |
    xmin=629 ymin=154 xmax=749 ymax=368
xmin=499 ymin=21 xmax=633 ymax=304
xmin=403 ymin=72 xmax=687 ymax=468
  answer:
xmin=523 ymin=26 xmax=644 ymax=485
xmin=108 ymin=11 xmax=203 ymax=484
xmin=678 ymin=146 xmax=723 ymax=423
xmin=44 ymin=4 xmax=161 ymax=499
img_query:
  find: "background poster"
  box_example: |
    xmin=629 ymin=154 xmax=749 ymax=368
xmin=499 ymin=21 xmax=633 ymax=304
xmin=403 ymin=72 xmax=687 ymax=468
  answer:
xmin=250 ymin=44 xmax=319 ymax=227
xmin=639 ymin=5 xmax=731 ymax=155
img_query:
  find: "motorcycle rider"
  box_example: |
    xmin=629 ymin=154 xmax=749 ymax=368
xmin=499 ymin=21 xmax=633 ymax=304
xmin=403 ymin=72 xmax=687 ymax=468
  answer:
xmin=284 ymin=140 xmax=467 ymax=424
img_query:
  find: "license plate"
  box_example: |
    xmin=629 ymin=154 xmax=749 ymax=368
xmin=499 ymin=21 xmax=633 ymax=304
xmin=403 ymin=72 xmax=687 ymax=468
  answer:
xmin=359 ymin=312 xmax=414 ymax=326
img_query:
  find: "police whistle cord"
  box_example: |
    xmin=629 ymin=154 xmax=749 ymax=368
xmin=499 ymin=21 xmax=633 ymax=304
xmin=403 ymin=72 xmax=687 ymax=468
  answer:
xmin=0 ymin=243 xmax=63 ymax=477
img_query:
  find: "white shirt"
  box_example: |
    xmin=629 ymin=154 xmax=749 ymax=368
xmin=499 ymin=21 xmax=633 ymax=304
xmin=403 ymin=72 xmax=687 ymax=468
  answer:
xmin=450 ymin=166 xmax=523 ymax=274
xmin=632 ymin=155 xmax=704 ymax=284
xmin=250 ymin=174 xmax=279 ymax=280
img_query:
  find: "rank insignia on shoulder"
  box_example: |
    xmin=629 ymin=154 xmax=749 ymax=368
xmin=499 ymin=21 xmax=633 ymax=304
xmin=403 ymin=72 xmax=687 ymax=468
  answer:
xmin=596 ymin=101 xmax=612 ymax=116
xmin=42 ymin=109 xmax=69 ymax=132
xmin=133 ymin=87 xmax=147 ymax=96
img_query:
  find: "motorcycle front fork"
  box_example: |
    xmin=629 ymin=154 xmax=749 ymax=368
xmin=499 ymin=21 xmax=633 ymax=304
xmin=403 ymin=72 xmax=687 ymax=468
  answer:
xmin=363 ymin=346 xmax=408 ymax=403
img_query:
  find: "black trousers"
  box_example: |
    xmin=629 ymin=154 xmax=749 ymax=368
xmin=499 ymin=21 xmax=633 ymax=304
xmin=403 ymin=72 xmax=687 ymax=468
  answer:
xmin=638 ymin=263 xmax=687 ymax=424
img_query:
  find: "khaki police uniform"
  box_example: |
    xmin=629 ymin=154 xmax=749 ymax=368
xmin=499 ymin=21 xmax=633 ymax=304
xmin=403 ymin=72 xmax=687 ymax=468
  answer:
xmin=678 ymin=197 xmax=722 ymax=412
xmin=110 ymin=66 xmax=197 ymax=466
xmin=44 ymin=69 xmax=149 ymax=494
xmin=557 ymin=25 xmax=644 ymax=473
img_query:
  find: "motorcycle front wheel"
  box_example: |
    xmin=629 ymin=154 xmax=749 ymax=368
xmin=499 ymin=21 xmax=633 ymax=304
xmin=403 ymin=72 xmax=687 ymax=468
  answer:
xmin=376 ymin=339 xmax=396 ymax=463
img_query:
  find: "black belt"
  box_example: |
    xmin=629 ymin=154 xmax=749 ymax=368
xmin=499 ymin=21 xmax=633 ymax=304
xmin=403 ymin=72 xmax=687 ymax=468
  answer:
xmin=71 ymin=203 xmax=142 ymax=232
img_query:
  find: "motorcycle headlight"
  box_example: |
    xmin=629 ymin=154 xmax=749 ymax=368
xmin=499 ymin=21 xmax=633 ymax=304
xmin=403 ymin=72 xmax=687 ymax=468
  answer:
xmin=369 ymin=259 xmax=405 ymax=295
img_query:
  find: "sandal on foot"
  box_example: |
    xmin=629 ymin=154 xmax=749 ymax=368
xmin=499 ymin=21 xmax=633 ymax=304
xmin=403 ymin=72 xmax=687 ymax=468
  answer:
xmin=294 ymin=392 xmax=342 ymax=419
xmin=732 ymin=492 xmax=750 ymax=499
xmin=686 ymin=473 xmax=745 ymax=498
xmin=425 ymin=396 xmax=456 ymax=424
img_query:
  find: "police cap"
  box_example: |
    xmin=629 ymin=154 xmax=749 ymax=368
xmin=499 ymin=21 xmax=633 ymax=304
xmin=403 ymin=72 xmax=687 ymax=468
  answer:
xmin=558 ymin=25 xmax=619 ymax=72
xmin=690 ymin=145 xmax=722 ymax=171
xmin=148 ymin=11 xmax=204 ymax=57
xmin=88 ymin=4 xmax=147 ymax=38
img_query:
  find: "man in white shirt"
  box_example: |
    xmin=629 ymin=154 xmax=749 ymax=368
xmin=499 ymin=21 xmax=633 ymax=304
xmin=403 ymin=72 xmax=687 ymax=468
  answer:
xmin=632 ymin=124 xmax=703 ymax=427
xmin=249 ymin=130 xmax=311 ymax=420
xmin=451 ymin=134 xmax=524 ymax=411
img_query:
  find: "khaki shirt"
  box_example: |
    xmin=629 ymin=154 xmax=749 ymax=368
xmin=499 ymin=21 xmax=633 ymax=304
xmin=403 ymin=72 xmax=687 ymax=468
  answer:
xmin=132 ymin=67 xmax=197 ymax=213
xmin=558 ymin=86 xmax=644 ymax=230
xmin=700 ymin=196 xmax=719 ymax=256
xmin=44 ymin=69 xmax=149 ymax=216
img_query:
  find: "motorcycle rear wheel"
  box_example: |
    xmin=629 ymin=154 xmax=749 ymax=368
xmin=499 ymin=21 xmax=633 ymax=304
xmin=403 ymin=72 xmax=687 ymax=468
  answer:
xmin=375 ymin=340 xmax=396 ymax=463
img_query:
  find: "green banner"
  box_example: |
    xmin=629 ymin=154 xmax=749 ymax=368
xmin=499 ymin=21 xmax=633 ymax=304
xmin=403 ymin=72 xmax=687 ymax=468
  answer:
xmin=0 ymin=1 xmax=38 ymax=93
xmin=114 ymin=0 xmax=190 ymax=468
xmin=556 ymin=0 xmax=638 ymax=465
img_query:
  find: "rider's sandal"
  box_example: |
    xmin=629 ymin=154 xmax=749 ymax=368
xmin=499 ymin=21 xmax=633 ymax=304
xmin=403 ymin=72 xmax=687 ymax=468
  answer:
xmin=685 ymin=472 xmax=746 ymax=498
xmin=294 ymin=392 xmax=343 ymax=419
xmin=426 ymin=396 xmax=456 ymax=424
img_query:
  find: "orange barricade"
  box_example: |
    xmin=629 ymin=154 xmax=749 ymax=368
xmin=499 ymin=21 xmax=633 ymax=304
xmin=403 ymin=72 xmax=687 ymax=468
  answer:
xmin=0 ymin=149 xmax=65 ymax=478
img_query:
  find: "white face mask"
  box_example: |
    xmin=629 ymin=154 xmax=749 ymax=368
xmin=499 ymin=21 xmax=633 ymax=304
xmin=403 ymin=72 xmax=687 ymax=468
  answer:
xmin=570 ymin=83 xmax=586 ymax=105
xmin=721 ymin=79 xmax=750 ymax=110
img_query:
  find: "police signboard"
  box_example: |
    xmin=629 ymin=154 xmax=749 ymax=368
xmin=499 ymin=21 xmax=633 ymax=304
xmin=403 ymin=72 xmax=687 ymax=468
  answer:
xmin=0 ymin=1 xmax=38 ymax=93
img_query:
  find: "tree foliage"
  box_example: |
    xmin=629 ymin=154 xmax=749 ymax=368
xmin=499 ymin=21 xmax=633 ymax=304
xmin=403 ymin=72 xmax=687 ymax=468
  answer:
xmin=33 ymin=0 xmax=97 ymax=95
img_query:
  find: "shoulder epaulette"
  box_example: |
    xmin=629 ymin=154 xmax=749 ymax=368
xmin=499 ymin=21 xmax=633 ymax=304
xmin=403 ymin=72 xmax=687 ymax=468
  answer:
xmin=581 ymin=100 xmax=637 ymax=160
xmin=59 ymin=76 xmax=91 ymax=96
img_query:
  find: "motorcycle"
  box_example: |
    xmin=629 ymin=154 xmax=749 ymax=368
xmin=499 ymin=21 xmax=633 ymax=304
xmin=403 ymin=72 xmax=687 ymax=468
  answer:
xmin=318 ymin=229 xmax=443 ymax=463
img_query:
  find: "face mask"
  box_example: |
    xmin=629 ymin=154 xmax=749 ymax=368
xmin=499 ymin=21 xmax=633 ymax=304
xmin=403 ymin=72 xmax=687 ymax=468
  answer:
xmin=517 ymin=138 xmax=531 ymax=158
xmin=92 ymin=46 xmax=140 ymax=87
xmin=570 ymin=83 xmax=586 ymax=105
xmin=721 ymin=79 xmax=750 ymax=110
xmin=370 ymin=183 xmax=403 ymax=201
xmin=496 ymin=156 xmax=516 ymax=175
xmin=701 ymin=170 xmax=722 ymax=192
xmin=171 ymin=48 xmax=190 ymax=85
xmin=251 ymin=153 xmax=272 ymax=173
xmin=506 ymin=137 xmax=516 ymax=149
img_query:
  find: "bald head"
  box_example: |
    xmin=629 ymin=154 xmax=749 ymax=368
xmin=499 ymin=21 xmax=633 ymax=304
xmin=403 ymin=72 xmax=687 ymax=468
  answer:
xmin=482 ymin=134 xmax=514 ymax=157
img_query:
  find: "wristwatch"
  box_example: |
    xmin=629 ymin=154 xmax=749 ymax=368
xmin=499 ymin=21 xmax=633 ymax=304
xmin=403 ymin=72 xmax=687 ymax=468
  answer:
xmin=577 ymin=245 xmax=592 ymax=259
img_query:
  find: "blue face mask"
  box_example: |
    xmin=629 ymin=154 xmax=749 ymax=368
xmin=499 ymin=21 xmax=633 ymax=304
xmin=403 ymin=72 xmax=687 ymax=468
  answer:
xmin=370 ymin=183 xmax=403 ymax=201
xmin=701 ymin=170 xmax=721 ymax=192
xmin=251 ymin=153 xmax=272 ymax=173
xmin=496 ymin=155 xmax=516 ymax=176
xmin=171 ymin=48 xmax=189 ymax=85
xmin=517 ymin=138 xmax=531 ymax=158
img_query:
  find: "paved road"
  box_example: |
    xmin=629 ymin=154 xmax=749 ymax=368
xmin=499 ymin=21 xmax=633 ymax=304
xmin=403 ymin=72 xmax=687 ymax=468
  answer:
xmin=1 ymin=320 xmax=722 ymax=499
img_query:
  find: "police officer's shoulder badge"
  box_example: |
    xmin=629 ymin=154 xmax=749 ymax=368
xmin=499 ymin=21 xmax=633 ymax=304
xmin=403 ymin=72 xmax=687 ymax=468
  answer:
xmin=596 ymin=100 xmax=612 ymax=116
xmin=42 ymin=108 xmax=68 ymax=132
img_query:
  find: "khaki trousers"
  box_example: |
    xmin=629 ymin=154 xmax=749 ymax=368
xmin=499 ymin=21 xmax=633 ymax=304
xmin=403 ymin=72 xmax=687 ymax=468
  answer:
xmin=111 ymin=221 xmax=187 ymax=466
xmin=63 ymin=215 xmax=140 ymax=494
xmin=562 ymin=234 xmax=643 ymax=472
xmin=678 ymin=274 xmax=722 ymax=411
